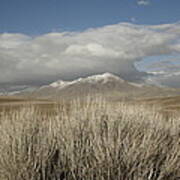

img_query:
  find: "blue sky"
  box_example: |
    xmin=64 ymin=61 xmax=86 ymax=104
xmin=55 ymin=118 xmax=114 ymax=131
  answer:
xmin=0 ymin=0 xmax=180 ymax=88
xmin=0 ymin=0 xmax=180 ymax=34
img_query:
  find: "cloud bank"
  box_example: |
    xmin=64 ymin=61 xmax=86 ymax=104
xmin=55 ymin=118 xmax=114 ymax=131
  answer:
xmin=137 ymin=0 xmax=150 ymax=6
xmin=0 ymin=22 xmax=180 ymax=87
xmin=141 ymin=55 xmax=180 ymax=88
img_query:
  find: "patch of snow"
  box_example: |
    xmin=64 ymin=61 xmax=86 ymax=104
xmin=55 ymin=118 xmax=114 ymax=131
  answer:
xmin=45 ymin=72 xmax=125 ymax=89
xmin=76 ymin=72 xmax=124 ymax=84
xmin=50 ymin=80 xmax=70 ymax=88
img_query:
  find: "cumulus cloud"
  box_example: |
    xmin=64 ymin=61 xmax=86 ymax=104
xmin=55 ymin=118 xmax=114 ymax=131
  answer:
xmin=0 ymin=22 xmax=180 ymax=87
xmin=65 ymin=43 xmax=120 ymax=58
xmin=137 ymin=0 xmax=150 ymax=6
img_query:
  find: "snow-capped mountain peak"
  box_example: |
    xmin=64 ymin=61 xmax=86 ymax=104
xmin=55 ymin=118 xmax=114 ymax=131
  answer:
xmin=50 ymin=80 xmax=71 ymax=88
xmin=85 ymin=73 xmax=124 ymax=83
xmin=48 ymin=72 xmax=124 ymax=89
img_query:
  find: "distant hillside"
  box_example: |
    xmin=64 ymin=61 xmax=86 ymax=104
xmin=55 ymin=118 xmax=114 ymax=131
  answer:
xmin=17 ymin=73 xmax=180 ymax=100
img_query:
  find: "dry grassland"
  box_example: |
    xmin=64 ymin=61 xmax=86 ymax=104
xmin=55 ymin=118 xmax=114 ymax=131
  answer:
xmin=0 ymin=96 xmax=179 ymax=180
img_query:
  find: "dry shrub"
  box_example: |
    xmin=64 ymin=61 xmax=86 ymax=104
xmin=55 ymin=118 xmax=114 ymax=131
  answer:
xmin=0 ymin=96 xmax=179 ymax=180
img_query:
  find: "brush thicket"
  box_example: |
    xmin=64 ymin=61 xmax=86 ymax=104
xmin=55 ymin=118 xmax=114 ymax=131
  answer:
xmin=0 ymin=97 xmax=179 ymax=180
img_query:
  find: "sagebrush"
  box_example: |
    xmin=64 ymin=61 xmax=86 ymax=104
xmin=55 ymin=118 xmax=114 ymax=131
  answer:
xmin=0 ymin=97 xmax=179 ymax=180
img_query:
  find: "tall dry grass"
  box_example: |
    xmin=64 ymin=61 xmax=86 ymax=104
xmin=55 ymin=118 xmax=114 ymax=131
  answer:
xmin=0 ymin=96 xmax=179 ymax=180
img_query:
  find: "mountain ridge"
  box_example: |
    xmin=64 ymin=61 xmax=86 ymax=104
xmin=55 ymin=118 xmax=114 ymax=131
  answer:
xmin=27 ymin=73 xmax=180 ymax=99
xmin=2 ymin=72 xmax=180 ymax=100
xmin=49 ymin=73 xmax=125 ymax=88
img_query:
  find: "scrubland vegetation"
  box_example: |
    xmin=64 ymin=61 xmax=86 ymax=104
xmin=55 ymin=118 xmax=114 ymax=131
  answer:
xmin=0 ymin=96 xmax=179 ymax=180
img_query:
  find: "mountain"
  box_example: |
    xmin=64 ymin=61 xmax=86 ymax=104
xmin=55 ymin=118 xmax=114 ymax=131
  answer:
xmin=24 ymin=73 xmax=140 ymax=98
xmin=0 ymin=85 xmax=37 ymax=95
xmin=21 ymin=72 xmax=180 ymax=100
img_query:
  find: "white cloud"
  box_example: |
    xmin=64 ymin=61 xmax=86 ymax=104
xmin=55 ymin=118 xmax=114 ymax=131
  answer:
xmin=0 ymin=33 xmax=30 ymax=49
xmin=130 ymin=17 xmax=136 ymax=23
xmin=137 ymin=0 xmax=150 ymax=6
xmin=65 ymin=43 xmax=120 ymax=57
xmin=138 ymin=54 xmax=180 ymax=87
xmin=0 ymin=22 xmax=180 ymax=87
